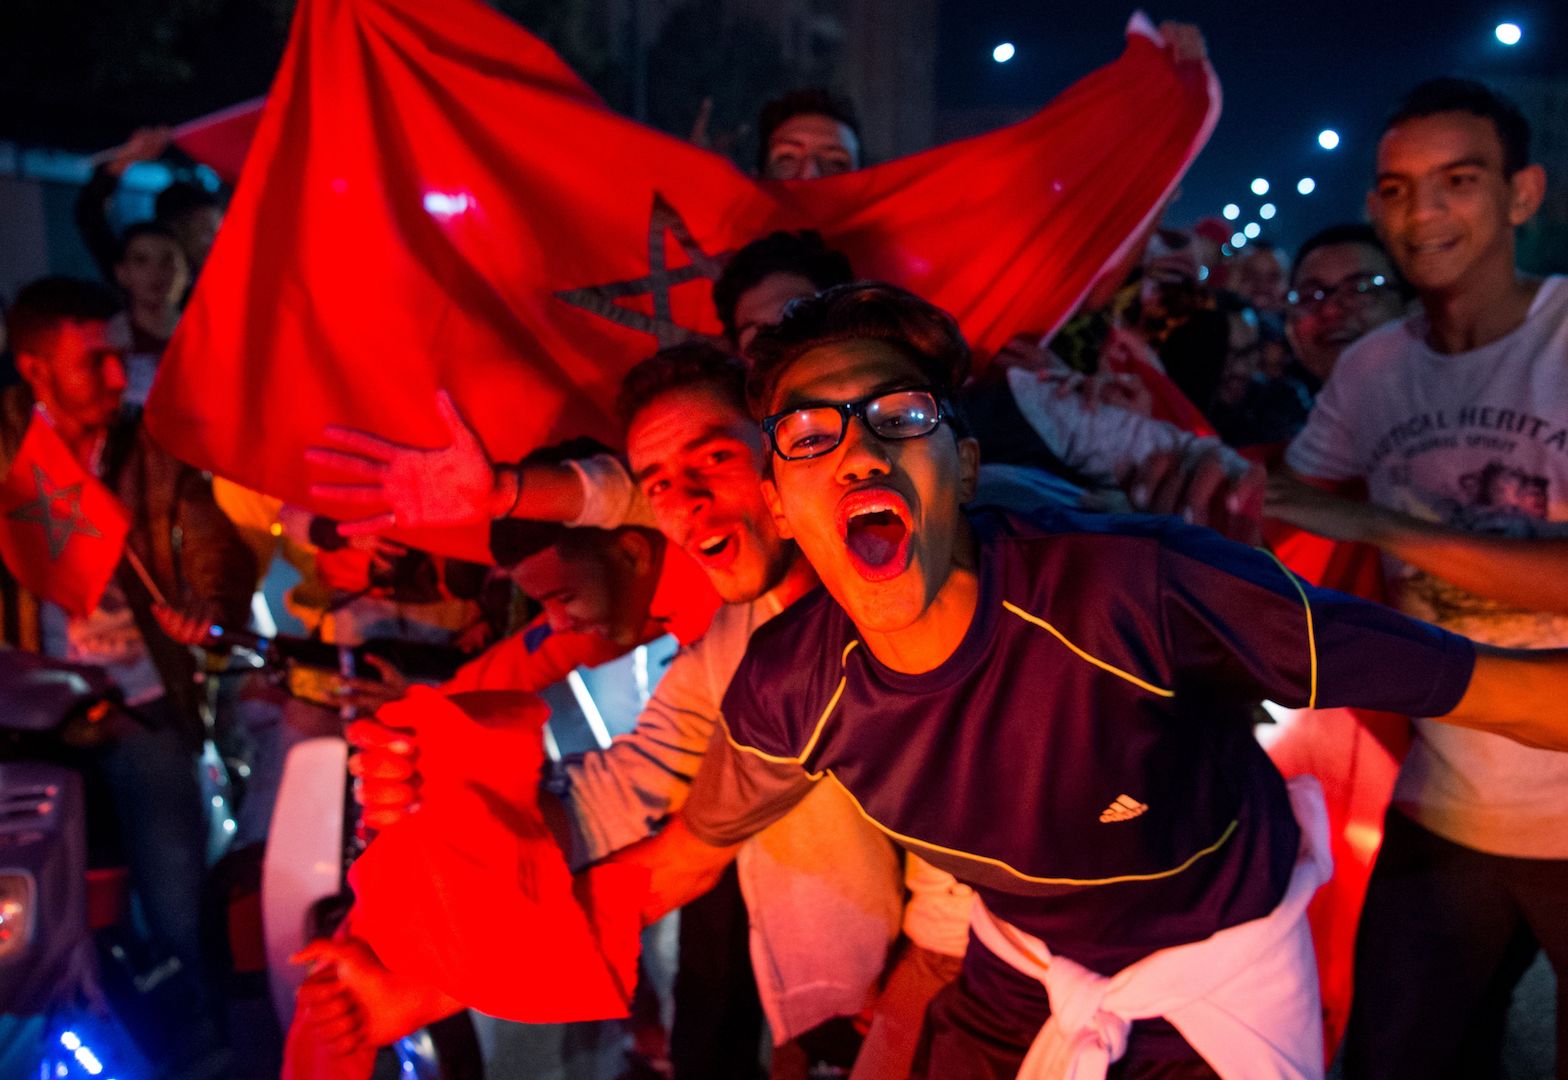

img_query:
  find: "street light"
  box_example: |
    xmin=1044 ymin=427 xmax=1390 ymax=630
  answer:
xmin=1297 ymin=177 xmax=1316 ymax=195
xmin=1318 ymin=129 xmax=1340 ymax=151
xmin=1495 ymin=22 xmax=1522 ymax=46
xmin=1244 ymin=222 xmax=1261 ymax=239
xmin=992 ymin=42 xmax=1016 ymax=63
xmin=1260 ymin=203 xmax=1276 ymax=220
xmin=1223 ymin=203 xmax=1240 ymax=220
xmin=1251 ymin=177 xmax=1270 ymax=196
xmin=1231 ymin=232 xmax=1248 ymax=248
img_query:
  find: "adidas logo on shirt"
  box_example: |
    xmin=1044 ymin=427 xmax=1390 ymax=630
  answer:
xmin=1099 ymin=794 xmax=1149 ymax=823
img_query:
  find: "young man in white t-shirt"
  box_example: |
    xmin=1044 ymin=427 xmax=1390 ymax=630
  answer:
xmin=1270 ymin=78 xmax=1566 ymax=1078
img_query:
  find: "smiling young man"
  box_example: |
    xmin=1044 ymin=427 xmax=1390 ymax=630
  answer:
xmin=618 ymin=343 xmax=904 ymax=1078
xmin=1270 ymin=79 xmax=1568 ymax=1078
xmin=652 ymin=282 xmax=1568 ymax=1078
xmin=1282 ymin=224 xmax=1405 ymax=387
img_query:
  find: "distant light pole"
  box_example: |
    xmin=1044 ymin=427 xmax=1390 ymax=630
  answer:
xmin=992 ymin=42 xmax=1016 ymax=63
xmin=1495 ymin=22 xmax=1522 ymax=46
xmin=1318 ymin=129 xmax=1341 ymax=150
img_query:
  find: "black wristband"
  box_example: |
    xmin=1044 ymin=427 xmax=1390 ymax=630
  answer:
xmin=497 ymin=463 xmax=525 ymax=519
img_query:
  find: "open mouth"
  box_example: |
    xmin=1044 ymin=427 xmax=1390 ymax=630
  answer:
xmin=837 ymin=489 xmax=913 ymax=582
xmin=1409 ymin=237 xmax=1459 ymax=257
xmin=688 ymin=529 xmax=740 ymax=571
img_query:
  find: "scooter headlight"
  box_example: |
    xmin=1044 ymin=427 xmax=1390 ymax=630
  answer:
xmin=0 ymin=870 xmax=34 ymax=961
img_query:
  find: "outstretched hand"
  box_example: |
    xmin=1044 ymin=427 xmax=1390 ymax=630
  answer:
xmin=306 ymin=390 xmax=501 ymax=535
xmin=1157 ymin=21 xmax=1207 ymax=65
xmin=108 ymin=126 xmax=173 ymax=176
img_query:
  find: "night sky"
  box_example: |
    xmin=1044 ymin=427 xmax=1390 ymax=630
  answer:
xmin=936 ymin=0 xmax=1565 ymax=251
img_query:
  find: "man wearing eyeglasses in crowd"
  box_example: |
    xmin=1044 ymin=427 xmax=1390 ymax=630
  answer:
xmin=1269 ymin=78 xmax=1568 ymax=1078
xmin=613 ymin=276 xmax=1568 ymax=1077
xmin=1282 ymin=223 xmax=1405 ymax=389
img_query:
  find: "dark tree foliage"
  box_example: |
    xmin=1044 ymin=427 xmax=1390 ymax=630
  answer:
xmin=0 ymin=0 xmax=293 ymax=149
xmin=0 ymin=0 xmax=831 ymax=176
xmin=0 ymin=0 xmax=616 ymax=152
xmin=491 ymin=0 xmax=615 ymax=104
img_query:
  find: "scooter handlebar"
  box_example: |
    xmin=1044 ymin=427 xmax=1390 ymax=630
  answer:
xmin=0 ymin=648 xmax=117 ymax=734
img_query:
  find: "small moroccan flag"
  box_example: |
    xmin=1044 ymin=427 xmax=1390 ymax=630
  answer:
xmin=0 ymin=416 xmax=130 ymax=617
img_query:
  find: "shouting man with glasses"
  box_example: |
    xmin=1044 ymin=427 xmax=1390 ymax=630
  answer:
xmin=633 ymin=282 xmax=1568 ymax=1078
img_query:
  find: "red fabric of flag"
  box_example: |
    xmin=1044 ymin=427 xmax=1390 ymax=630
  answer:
xmin=1265 ymin=512 xmax=1409 ymax=1061
xmin=345 ymin=688 xmax=645 ymax=1022
xmin=144 ymin=0 xmax=1218 ymax=555
xmin=173 ymin=98 xmax=266 ymax=186
xmin=0 ymin=416 xmax=129 ymax=618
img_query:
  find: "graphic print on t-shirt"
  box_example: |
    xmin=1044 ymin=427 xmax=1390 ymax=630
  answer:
xmin=1365 ymin=400 xmax=1568 ymax=644
xmin=1396 ymin=450 xmax=1568 ymax=633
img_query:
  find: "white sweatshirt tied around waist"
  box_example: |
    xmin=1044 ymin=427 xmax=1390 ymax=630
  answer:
xmin=970 ymin=776 xmax=1332 ymax=1080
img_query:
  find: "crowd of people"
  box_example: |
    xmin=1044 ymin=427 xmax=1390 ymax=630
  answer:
xmin=1 ymin=24 xmax=1565 ymax=1080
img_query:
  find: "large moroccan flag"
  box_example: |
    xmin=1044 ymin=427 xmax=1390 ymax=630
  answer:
xmin=145 ymin=0 xmax=1219 ymax=548
xmin=0 ymin=416 xmax=129 ymax=617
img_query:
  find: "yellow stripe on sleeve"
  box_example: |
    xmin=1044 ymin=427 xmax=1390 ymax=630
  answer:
xmin=1260 ymin=550 xmax=1319 ymax=709
xmin=722 ymin=639 xmax=862 ymax=772
xmin=1001 ymin=601 xmax=1175 ymax=698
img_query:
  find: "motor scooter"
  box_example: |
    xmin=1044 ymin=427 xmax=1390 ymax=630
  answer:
xmin=0 ymin=647 xmax=184 ymax=1079
xmin=210 ymin=629 xmax=483 ymax=1079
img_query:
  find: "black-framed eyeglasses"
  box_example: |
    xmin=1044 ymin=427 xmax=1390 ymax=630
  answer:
xmin=762 ymin=388 xmax=946 ymax=461
xmin=1287 ymin=273 xmax=1392 ymax=312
